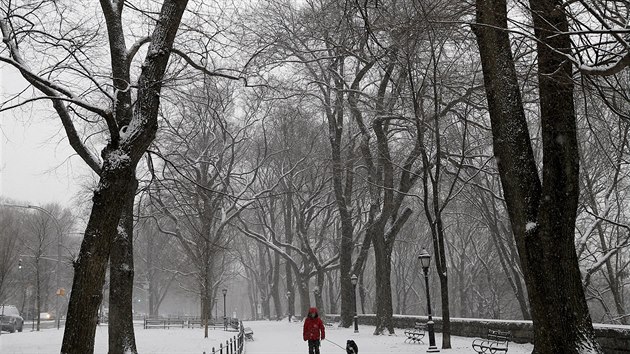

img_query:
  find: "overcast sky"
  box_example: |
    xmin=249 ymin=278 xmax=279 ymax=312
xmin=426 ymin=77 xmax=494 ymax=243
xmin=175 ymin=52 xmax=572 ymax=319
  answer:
xmin=1 ymin=64 xmax=89 ymax=207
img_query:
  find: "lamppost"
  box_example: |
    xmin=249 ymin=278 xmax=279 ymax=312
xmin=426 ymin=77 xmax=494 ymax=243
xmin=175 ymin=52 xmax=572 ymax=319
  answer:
xmin=18 ymin=258 xmax=24 ymax=308
xmin=222 ymin=288 xmax=227 ymax=331
xmin=419 ymin=248 xmax=439 ymax=352
xmin=351 ymin=274 xmax=358 ymax=333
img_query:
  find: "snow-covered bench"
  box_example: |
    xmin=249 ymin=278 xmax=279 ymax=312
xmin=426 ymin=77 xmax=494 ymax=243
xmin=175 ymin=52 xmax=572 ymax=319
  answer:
xmin=244 ymin=327 xmax=254 ymax=340
xmin=472 ymin=329 xmax=510 ymax=353
xmin=404 ymin=321 xmax=426 ymax=343
xmin=143 ymin=318 xmax=186 ymax=329
xmin=187 ymin=319 xmax=224 ymax=329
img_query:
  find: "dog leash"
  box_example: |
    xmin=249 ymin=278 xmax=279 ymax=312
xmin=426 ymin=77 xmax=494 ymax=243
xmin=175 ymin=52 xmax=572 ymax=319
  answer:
xmin=324 ymin=338 xmax=347 ymax=351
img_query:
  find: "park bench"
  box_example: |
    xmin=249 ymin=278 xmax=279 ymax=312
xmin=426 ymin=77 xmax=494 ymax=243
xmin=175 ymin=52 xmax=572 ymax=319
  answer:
xmin=244 ymin=327 xmax=254 ymax=340
xmin=472 ymin=329 xmax=511 ymax=353
xmin=187 ymin=319 xmax=224 ymax=329
xmin=404 ymin=321 xmax=426 ymax=343
xmin=143 ymin=317 xmax=186 ymax=329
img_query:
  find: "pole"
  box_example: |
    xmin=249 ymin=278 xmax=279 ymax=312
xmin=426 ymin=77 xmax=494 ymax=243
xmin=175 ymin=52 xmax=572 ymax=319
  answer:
xmin=31 ymin=291 xmax=35 ymax=332
xmin=286 ymin=291 xmax=291 ymax=323
xmin=223 ymin=293 xmax=227 ymax=331
xmin=423 ymin=268 xmax=439 ymax=352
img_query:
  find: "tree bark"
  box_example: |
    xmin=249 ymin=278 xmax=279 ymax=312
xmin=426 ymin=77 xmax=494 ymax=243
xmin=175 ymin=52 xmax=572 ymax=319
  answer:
xmin=326 ymin=58 xmax=357 ymax=328
xmin=372 ymin=224 xmax=394 ymax=334
xmin=298 ymin=276 xmax=310 ymax=318
xmin=108 ymin=176 xmax=138 ymax=354
xmin=473 ymin=0 xmax=602 ymax=352
xmin=326 ymin=272 xmax=337 ymax=314
xmin=271 ymin=252 xmax=283 ymax=320
xmin=62 ymin=161 xmax=136 ymax=353
xmin=283 ymin=187 xmax=295 ymax=320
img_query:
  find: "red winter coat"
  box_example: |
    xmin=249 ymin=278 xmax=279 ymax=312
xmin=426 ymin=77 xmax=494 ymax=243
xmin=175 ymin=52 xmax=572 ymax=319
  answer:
xmin=303 ymin=307 xmax=325 ymax=341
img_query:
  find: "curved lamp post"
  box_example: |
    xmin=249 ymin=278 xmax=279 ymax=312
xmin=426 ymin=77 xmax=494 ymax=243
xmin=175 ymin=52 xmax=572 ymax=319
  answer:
xmin=351 ymin=274 xmax=358 ymax=333
xmin=419 ymin=248 xmax=439 ymax=352
xmin=222 ymin=288 xmax=227 ymax=331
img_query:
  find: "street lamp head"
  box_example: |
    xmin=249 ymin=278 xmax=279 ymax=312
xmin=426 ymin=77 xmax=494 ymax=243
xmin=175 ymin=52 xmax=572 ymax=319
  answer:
xmin=222 ymin=288 xmax=227 ymax=296
xmin=418 ymin=248 xmax=431 ymax=270
xmin=350 ymin=274 xmax=358 ymax=286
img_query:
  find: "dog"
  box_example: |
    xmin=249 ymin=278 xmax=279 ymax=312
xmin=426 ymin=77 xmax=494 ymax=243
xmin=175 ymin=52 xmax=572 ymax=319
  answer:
xmin=346 ymin=339 xmax=359 ymax=354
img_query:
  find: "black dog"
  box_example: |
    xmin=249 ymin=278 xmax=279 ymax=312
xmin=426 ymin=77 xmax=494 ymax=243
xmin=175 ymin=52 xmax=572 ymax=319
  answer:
xmin=346 ymin=339 xmax=359 ymax=354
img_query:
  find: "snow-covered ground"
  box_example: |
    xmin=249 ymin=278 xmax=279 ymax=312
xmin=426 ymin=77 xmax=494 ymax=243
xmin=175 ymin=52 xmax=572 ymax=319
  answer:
xmin=0 ymin=324 xmax=237 ymax=353
xmin=0 ymin=320 xmax=535 ymax=353
xmin=245 ymin=320 xmax=534 ymax=354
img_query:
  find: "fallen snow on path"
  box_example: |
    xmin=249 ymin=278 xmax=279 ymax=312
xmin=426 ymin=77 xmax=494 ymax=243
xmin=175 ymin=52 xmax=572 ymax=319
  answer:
xmin=243 ymin=320 xmax=534 ymax=354
xmin=0 ymin=320 xmax=535 ymax=354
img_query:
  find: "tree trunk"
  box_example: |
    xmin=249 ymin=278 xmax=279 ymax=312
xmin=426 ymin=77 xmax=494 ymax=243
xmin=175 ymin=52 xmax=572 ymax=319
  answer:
xmin=283 ymin=191 xmax=295 ymax=320
xmin=202 ymin=285 xmax=210 ymax=338
xmin=434 ymin=218 xmax=451 ymax=348
xmin=326 ymin=272 xmax=337 ymax=314
xmin=36 ymin=262 xmax=41 ymax=331
xmin=372 ymin=225 xmax=394 ymax=335
xmin=108 ymin=176 xmax=138 ymax=354
xmin=358 ymin=274 xmax=366 ymax=315
xmin=338 ymin=216 xmax=354 ymax=327
xmin=314 ymin=272 xmax=325 ymax=317
xmin=326 ymin=56 xmax=357 ymax=328
xmin=272 ymin=253 xmax=283 ymax=320
xmin=286 ymin=271 xmax=295 ymax=319
xmin=473 ymin=0 xmax=602 ymax=352
xmin=298 ymin=276 xmax=310 ymax=318
xmin=61 ymin=161 xmax=136 ymax=353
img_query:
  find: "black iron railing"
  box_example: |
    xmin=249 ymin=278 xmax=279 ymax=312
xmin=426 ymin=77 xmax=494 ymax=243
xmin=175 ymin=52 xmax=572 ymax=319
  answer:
xmin=205 ymin=321 xmax=244 ymax=354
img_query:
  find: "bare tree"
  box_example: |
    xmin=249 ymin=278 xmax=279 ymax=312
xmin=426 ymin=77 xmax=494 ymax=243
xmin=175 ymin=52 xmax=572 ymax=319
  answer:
xmin=473 ymin=0 xmax=602 ymax=351
xmin=1 ymin=0 xmax=189 ymax=351
xmin=0 ymin=204 xmax=22 ymax=304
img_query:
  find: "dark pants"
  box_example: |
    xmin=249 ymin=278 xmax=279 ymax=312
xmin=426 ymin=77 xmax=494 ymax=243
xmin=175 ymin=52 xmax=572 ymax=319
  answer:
xmin=308 ymin=339 xmax=321 ymax=354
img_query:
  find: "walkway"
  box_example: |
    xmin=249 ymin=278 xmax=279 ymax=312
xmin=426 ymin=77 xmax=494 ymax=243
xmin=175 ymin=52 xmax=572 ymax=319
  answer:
xmin=243 ymin=320 xmax=534 ymax=354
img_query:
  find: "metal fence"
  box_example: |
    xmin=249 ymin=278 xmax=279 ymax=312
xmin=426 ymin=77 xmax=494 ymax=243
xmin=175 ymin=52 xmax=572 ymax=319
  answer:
xmin=205 ymin=321 xmax=244 ymax=354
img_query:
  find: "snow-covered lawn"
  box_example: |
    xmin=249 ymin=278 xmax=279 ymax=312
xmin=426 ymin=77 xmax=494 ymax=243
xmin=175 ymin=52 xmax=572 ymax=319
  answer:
xmin=0 ymin=325 xmax=238 ymax=353
xmin=1 ymin=320 xmax=535 ymax=353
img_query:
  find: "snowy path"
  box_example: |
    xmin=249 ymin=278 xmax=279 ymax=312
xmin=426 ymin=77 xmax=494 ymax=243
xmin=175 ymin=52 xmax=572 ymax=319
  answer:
xmin=0 ymin=320 xmax=535 ymax=353
xmin=243 ymin=320 xmax=534 ymax=354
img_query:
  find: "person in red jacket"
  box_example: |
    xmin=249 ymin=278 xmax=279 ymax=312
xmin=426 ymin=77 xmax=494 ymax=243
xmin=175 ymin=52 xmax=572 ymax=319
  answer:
xmin=303 ymin=307 xmax=325 ymax=354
